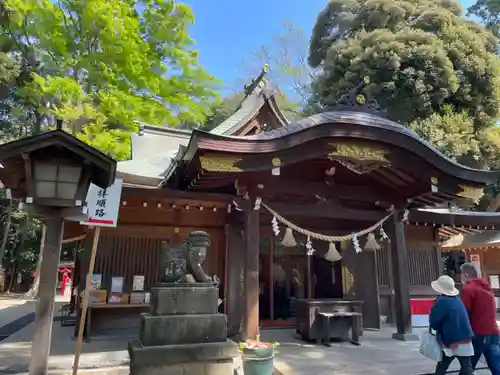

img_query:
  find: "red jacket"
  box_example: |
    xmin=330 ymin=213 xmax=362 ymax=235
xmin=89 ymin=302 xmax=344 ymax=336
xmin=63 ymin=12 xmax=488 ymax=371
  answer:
xmin=460 ymin=278 xmax=499 ymax=336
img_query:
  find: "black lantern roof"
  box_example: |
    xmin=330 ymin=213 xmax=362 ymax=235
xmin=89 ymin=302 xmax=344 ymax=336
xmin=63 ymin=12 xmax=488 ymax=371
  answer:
xmin=0 ymin=129 xmax=116 ymax=199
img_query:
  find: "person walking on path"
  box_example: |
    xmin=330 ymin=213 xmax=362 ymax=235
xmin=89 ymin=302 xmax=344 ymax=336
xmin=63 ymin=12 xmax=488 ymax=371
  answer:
xmin=460 ymin=262 xmax=500 ymax=374
xmin=429 ymin=275 xmax=474 ymax=375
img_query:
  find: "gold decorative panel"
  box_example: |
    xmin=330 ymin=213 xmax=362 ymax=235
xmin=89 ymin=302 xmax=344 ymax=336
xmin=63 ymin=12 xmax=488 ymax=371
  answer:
xmin=328 ymin=142 xmax=390 ymax=174
xmin=199 ymin=156 xmax=243 ymax=173
xmin=458 ymin=185 xmax=484 ymax=204
xmin=342 ymin=266 xmax=354 ymax=294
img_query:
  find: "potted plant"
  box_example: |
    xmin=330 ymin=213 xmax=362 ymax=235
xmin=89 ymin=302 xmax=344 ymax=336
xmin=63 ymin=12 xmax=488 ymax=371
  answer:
xmin=239 ymin=335 xmax=279 ymax=375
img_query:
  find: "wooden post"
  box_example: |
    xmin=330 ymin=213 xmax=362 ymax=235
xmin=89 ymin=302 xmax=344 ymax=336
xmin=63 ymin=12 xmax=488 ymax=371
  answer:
xmin=389 ymin=211 xmax=418 ymax=341
xmin=226 ymin=221 xmax=246 ymax=338
xmin=72 ymin=227 xmax=101 ymax=375
xmin=243 ymin=203 xmax=259 ymax=340
xmin=223 ymin=224 xmax=230 ymax=315
xmin=307 ymin=255 xmax=312 ymax=299
xmin=269 ymin=234 xmax=274 ymax=321
xmin=29 ymin=217 xmax=64 ymax=375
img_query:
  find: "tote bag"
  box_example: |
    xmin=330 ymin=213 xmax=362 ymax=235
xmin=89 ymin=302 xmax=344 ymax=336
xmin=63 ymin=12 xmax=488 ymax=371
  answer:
xmin=419 ymin=329 xmax=443 ymax=362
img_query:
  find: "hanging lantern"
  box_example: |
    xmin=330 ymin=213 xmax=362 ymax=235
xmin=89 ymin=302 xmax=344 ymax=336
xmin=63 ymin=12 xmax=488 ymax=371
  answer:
xmin=281 ymin=227 xmax=297 ymax=247
xmin=324 ymin=242 xmax=342 ymax=262
xmin=364 ymin=232 xmax=381 ymax=250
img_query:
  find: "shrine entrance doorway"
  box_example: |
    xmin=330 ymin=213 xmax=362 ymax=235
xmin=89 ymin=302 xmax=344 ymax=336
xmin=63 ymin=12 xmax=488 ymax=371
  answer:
xmin=258 ymin=232 xmax=343 ymax=328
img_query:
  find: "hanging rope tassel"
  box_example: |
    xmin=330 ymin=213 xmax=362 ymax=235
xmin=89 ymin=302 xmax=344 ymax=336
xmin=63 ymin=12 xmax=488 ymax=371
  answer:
xmin=324 ymin=242 xmax=342 ymax=262
xmin=306 ymin=235 xmax=315 ymax=256
xmin=353 ymin=235 xmax=362 ymax=253
xmin=262 ymin=202 xmax=393 ymax=243
xmin=364 ymin=232 xmax=381 ymax=250
xmin=271 ymin=215 xmax=280 ymax=236
xmin=380 ymin=226 xmax=389 ymax=241
xmin=281 ymin=227 xmax=297 ymax=247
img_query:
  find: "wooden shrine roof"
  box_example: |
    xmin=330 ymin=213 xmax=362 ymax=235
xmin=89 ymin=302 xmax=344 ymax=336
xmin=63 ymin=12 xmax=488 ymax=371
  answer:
xmin=178 ymin=110 xmax=499 ymax=185
xmin=162 ymin=108 xmax=500 ymax=218
xmin=116 ymin=66 xmax=288 ymax=187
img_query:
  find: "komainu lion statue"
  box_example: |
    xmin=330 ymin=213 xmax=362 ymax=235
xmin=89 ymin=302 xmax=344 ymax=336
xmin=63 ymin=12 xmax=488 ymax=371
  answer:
xmin=161 ymin=231 xmax=212 ymax=283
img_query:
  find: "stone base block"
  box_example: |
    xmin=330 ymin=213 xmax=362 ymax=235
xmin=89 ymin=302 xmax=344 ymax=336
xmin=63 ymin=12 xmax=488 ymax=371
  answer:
xmin=392 ymin=332 xmax=420 ymax=341
xmin=140 ymin=313 xmax=227 ymax=346
xmin=130 ymin=359 xmax=233 ymax=375
xmin=128 ymin=339 xmax=239 ymax=375
xmin=150 ymin=286 xmax=218 ymax=315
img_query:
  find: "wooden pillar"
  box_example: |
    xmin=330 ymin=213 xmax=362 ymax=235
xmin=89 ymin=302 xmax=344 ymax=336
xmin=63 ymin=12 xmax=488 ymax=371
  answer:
xmin=29 ymin=217 xmax=65 ymax=375
xmin=243 ymin=202 xmax=260 ymax=340
xmin=226 ymin=221 xmax=245 ymax=338
xmin=389 ymin=211 xmax=418 ymax=341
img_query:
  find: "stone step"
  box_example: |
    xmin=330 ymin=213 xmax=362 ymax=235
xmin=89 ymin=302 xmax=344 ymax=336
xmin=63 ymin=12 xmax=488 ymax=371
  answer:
xmin=128 ymin=339 xmax=239 ymax=366
xmin=139 ymin=313 xmax=227 ymax=346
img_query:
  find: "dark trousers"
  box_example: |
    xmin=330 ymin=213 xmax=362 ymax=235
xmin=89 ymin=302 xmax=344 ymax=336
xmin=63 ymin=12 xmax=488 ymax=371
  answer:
xmin=434 ymin=354 xmax=473 ymax=375
xmin=471 ymin=334 xmax=500 ymax=375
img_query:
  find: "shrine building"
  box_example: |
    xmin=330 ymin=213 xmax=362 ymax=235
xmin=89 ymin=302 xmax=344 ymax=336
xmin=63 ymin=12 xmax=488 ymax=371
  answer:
xmin=64 ymin=68 xmax=500 ymax=341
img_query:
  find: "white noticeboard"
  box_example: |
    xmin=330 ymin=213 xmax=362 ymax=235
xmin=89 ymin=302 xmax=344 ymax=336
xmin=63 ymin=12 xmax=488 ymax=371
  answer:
xmin=469 ymin=254 xmax=482 ymax=277
xmin=490 ymin=275 xmax=500 ymax=290
xmin=81 ymin=178 xmax=123 ymax=228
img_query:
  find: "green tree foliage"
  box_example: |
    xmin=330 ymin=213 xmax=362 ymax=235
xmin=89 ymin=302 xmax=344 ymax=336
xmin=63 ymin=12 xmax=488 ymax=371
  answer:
xmin=237 ymin=21 xmax=314 ymax=106
xmin=408 ymin=106 xmax=480 ymax=164
xmin=1 ymin=0 xmax=218 ymax=159
xmin=468 ymin=0 xmax=500 ymax=38
xmin=308 ymin=0 xmax=500 ymax=129
xmin=308 ymin=0 xmax=500 ymax=174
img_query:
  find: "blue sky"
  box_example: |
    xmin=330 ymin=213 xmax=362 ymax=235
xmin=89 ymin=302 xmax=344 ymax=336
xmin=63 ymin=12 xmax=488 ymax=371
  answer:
xmin=184 ymin=0 xmax=477 ymax=93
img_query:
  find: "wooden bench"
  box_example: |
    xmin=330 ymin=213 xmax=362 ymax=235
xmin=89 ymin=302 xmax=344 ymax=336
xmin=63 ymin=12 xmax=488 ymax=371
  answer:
xmin=316 ymin=311 xmax=362 ymax=346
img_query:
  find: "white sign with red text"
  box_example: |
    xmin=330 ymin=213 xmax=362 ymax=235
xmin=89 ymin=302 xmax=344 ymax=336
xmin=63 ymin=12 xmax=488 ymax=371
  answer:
xmin=80 ymin=178 xmax=123 ymax=227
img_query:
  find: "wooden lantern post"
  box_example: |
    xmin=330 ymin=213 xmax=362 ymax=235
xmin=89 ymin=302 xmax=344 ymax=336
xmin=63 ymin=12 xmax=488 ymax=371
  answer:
xmin=0 ymin=125 xmax=116 ymax=375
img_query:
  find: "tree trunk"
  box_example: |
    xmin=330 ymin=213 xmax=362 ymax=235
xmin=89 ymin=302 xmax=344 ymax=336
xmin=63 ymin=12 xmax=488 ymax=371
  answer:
xmin=25 ymin=225 xmax=46 ymax=298
xmin=7 ymin=264 xmax=16 ymax=293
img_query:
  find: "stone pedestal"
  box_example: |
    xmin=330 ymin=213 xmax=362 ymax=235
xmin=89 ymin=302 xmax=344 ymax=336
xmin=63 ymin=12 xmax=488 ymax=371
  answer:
xmin=128 ymin=284 xmax=239 ymax=375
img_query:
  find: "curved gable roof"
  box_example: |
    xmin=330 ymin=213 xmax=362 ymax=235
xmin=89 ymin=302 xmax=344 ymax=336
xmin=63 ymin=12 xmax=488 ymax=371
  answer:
xmin=209 ymin=67 xmax=289 ymax=136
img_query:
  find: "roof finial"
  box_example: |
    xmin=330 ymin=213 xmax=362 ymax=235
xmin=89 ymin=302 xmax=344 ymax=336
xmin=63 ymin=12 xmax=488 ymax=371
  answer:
xmin=332 ymin=76 xmax=382 ymax=115
xmin=56 ymin=119 xmax=63 ymax=130
xmin=263 ymin=63 xmax=269 ymax=74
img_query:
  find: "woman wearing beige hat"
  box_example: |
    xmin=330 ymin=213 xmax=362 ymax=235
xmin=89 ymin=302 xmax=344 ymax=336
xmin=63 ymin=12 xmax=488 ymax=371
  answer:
xmin=429 ymin=275 xmax=474 ymax=375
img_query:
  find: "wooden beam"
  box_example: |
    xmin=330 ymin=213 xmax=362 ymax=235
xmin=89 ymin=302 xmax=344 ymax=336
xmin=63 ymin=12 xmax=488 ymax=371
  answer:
xmin=254 ymin=179 xmax=395 ymax=204
xmin=263 ymin=201 xmax=387 ymax=222
xmin=123 ymin=186 xmax=233 ymax=204
xmin=410 ymin=209 xmax=500 ymax=229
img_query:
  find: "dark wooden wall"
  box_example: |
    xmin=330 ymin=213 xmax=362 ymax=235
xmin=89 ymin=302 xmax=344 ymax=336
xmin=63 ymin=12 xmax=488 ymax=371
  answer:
xmin=76 ymin=190 xmax=229 ymax=297
xmin=377 ymin=225 xmax=441 ymax=321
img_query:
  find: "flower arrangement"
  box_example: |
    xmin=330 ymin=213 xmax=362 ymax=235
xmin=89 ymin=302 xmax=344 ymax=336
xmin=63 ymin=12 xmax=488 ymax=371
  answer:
xmin=239 ymin=334 xmax=280 ymax=351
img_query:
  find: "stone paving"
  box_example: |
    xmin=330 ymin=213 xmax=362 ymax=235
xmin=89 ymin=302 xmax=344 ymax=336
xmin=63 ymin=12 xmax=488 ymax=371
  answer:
xmin=0 ymin=297 xmax=494 ymax=375
xmin=0 ymin=322 xmax=492 ymax=375
xmin=260 ymin=328 xmax=491 ymax=375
